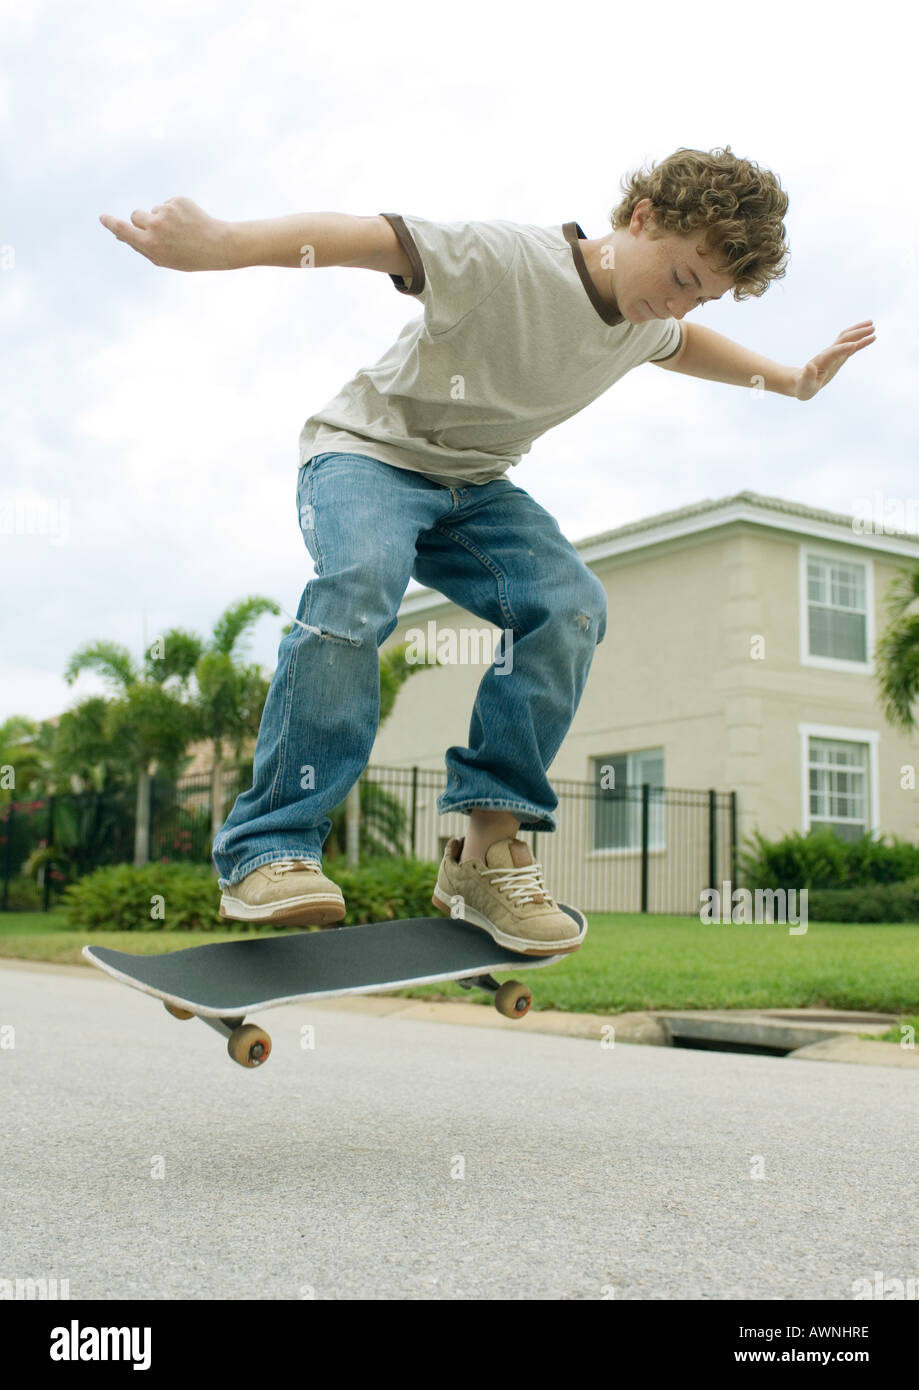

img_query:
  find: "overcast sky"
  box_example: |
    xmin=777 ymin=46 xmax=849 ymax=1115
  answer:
xmin=2 ymin=0 xmax=915 ymax=728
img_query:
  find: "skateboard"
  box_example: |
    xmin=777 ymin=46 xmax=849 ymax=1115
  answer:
xmin=82 ymin=904 xmax=587 ymax=1069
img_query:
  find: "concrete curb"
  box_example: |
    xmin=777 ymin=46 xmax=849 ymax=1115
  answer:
xmin=650 ymin=1008 xmax=919 ymax=1068
xmin=786 ymin=1036 xmax=919 ymax=1067
xmin=301 ymin=995 xmax=919 ymax=1067
xmin=5 ymin=957 xmax=917 ymax=1068
xmin=306 ymin=993 xmax=670 ymax=1045
xmin=298 ymin=995 xmax=917 ymax=1067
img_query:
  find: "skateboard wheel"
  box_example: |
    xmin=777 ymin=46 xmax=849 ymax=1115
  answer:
xmin=227 ymin=1023 xmax=272 ymax=1068
xmin=163 ymin=1002 xmax=195 ymax=1020
xmin=494 ymin=981 xmax=532 ymax=1019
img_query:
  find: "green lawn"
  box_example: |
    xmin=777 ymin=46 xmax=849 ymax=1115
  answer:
xmin=3 ymin=910 xmax=918 ymax=1022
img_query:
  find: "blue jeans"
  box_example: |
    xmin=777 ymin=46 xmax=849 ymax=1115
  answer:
xmin=212 ymin=452 xmax=607 ymax=889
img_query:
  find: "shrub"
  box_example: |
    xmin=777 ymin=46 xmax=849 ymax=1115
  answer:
xmin=60 ymin=862 xmax=222 ymax=931
xmin=58 ymin=855 xmax=443 ymax=931
xmin=843 ymin=834 xmax=919 ymax=885
xmin=1 ymin=874 xmax=43 ymax=911
xmin=738 ymin=827 xmax=919 ymax=892
xmin=330 ymin=855 xmax=442 ymax=925
xmin=805 ymin=876 xmax=919 ymax=924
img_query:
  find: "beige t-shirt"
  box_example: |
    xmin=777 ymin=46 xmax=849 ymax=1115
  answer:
xmin=298 ymin=213 xmax=683 ymax=487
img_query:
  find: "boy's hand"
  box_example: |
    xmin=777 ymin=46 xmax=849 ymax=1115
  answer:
xmin=791 ymin=320 xmax=876 ymax=400
xmin=98 ymin=196 xmax=232 ymax=271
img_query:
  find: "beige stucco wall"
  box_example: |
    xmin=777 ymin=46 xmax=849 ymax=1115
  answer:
xmin=370 ymin=521 xmax=919 ymax=871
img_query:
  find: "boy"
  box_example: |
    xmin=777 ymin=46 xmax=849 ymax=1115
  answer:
xmin=100 ymin=145 xmax=875 ymax=955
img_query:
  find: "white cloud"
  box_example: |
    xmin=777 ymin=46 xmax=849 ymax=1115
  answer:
xmin=1 ymin=0 xmax=914 ymax=724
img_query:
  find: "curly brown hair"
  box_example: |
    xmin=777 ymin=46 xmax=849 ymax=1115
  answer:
xmin=610 ymin=145 xmax=790 ymax=300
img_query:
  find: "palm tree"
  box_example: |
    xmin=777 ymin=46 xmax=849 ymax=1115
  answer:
xmin=340 ymin=639 xmax=442 ymax=865
xmin=875 ymin=563 xmax=919 ymax=733
xmin=46 ymin=697 xmax=130 ymax=794
xmin=63 ymin=641 xmax=196 ymax=866
xmin=53 ymin=602 xmax=277 ymax=870
xmin=0 ymin=716 xmax=44 ymax=804
xmin=189 ymin=598 xmax=278 ymax=841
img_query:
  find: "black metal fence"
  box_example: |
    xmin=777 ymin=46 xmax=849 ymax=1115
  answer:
xmin=0 ymin=770 xmax=247 ymax=912
xmin=362 ymin=766 xmax=737 ymax=915
xmin=2 ymin=764 xmax=736 ymax=916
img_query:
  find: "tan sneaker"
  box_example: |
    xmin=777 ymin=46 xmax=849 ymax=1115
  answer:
xmin=219 ymin=858 xmax=345 ymax=927
xmin=431 ymin=836 xmax=585 ymax=956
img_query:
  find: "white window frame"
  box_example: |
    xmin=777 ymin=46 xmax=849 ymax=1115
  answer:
xmin=798 ymin=544 xmax=873 ymax=673
xmin=587 ymin=748 xmax=666 ymax=857
xmin=797 ymin=722 xmax=880 ymax=837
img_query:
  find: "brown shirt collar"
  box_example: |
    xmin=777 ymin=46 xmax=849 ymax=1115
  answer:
xmin=563 ymin=221 xmax=625 ymax=327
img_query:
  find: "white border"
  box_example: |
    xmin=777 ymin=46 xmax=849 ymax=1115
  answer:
xmin=797 ymin=722 xmax=880 ymax=836
xmin=798 ymin=543 xmax=874 ymax=673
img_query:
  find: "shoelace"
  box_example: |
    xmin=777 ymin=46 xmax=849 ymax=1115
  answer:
xmin=481 ymin=861 xmax=553 ymax=906
xmin=272 ymin=859 xmax=319 ymax=874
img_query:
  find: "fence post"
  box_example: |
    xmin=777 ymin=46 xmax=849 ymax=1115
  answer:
xmin=410 ymin=766 xmax=418 ymax=857
xmin=91 ymin=788 xmax=102 ymax=876
xmin=1 ymin=802 xmax=13 ymax=912
xmin=708 ymin=788 xmax=717 ymax=896
xmin=346 ymin=782 xmax=360 ymax=868
xmin=42 ymin=795 xmax=56 ymax=912
xmin=730 ymin=790 xmax=737 ymax=899
xmin=640 ymin=782 xmax=650 ymax=913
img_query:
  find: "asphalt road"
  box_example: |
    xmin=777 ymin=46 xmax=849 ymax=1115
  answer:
xmin=2 ymin=960 xmax=917 ymax=1301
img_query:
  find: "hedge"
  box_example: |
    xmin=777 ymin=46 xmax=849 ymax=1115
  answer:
xmin=59 ymin=856 xmax=443 ymax=931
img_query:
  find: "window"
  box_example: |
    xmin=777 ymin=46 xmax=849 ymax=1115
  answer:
xmin=592 ymin=749 xmax=665 ymax=851
xmin=805 ymin=736 xmax=870 ymax=841
xmin=805 ymin=553 xmax=868 ymax=663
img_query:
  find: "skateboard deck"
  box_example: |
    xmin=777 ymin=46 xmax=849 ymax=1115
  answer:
xmin=83 ymin=904 xmax=587 ymax=1068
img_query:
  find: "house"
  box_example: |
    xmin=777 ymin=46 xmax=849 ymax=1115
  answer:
xmin=368 ymin=490 xmax=919 ymax=911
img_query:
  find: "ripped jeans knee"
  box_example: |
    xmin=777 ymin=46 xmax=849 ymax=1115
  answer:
xmin=570 ymin=579 xmax=607 ymax=644
xmin=289 ymin=616 xmax=363 ymax=647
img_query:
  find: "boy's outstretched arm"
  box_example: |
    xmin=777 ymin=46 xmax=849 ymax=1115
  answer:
xmin=654 ymin=319 xmax=876 ymax=400
xmin=98 ymin=197 xmax=412 ymax=280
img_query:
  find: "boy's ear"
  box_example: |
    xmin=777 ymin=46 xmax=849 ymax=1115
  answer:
xmin=634 ymin=198 xmax=664 ymax=238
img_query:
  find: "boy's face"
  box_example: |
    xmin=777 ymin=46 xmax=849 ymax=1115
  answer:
xmin=613 ymin=197 xmax=736 ymax=323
